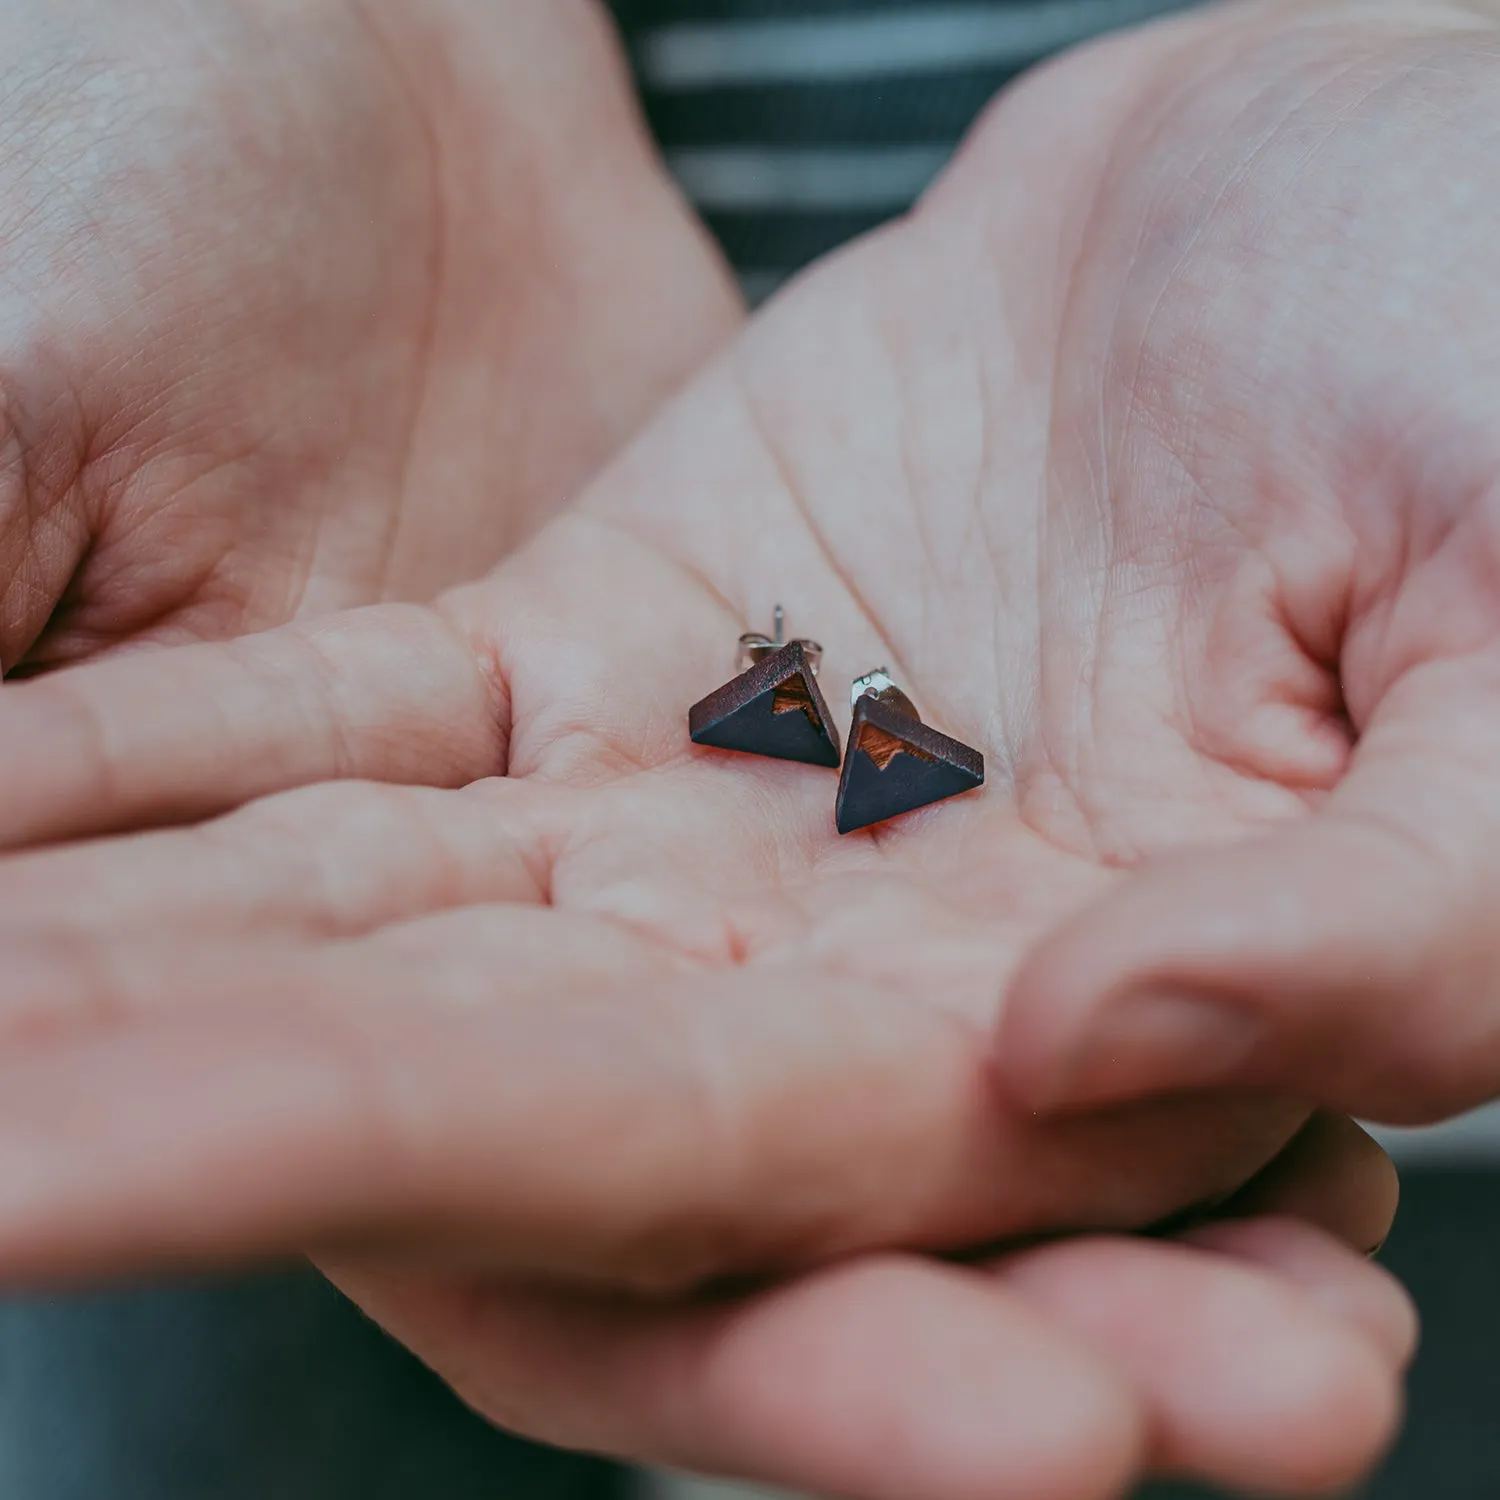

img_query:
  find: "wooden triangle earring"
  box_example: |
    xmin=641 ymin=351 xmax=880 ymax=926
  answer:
xmin=689 ymin=607 xmax=841 ymax=767
xmin=835 ymin=669 xmax=984 ymax=834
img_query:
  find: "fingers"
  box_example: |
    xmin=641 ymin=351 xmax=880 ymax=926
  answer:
xmin=997 ymin=1224 xmax=1408 ymax=1494
xmin=1177 ymin=1218 xmax=1418 ymax=1370
xmin=0 ymin=875 xmax=1321 ymax=1295
xmin=333 ymin=1223 xmax=1407 ymax=1500
xmin=998 ymin=650 xmax=1500 ymax=1122
xmin=0 ymin=941 xmax=945 ymax=1285
xmin=1211 ymin=1111 xmax=1401 ymax=1257
xmin=336 ymin=1257 xmax=1145 ymax=1500
xmin=0 ymin=907 xmax=1319 ymax=1294
xmin=0 ymin=910 xmax=703 ymax=1285
xmin=0 ymin=603 xmax=503 ymax=848
xmin=0 ymin=778 xmax=557 ymax=943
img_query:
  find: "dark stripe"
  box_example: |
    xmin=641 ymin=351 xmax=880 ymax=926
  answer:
xmin=640 ymin=67 xmax=1023 ymax=147
xmin=701 ymin=205 xmax=900 ymax=266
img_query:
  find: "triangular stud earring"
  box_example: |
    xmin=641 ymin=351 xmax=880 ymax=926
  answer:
xmin=689 ymin=607 xmax=841 ymax=767
xmin=835 ymin=669 xmax=984 ymax=834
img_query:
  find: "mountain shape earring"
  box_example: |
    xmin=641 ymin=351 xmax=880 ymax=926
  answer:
xmin=688 ymin=606 xmax=841 ymax=768
xmin=835 ymin=668 xmax=984 ymax=834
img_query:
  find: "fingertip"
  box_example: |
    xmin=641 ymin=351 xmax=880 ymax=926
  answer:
xmin=655 ymin=1257 xmax=1147 ymax=1500
xmin=1219 ymin=1111 xmax=1403 ymax=1258
xmin=992 ymin=920 xmax=1108 ymax=1114
xmin=1182 ymin=1216 xmax=1419 ymax=1372
xmin=997 ymin=1235 xmax=1406 ymax=1496
xmin=1240 ymin=1317 xmax=1404 ymax=1496
xmin=994 ymin=844 xmax=1283 ymax=1116
xmin=991 ymin=861 xmax=1216 ymax=1115
xmin=0 ymin=603 xmax=502 ymax=849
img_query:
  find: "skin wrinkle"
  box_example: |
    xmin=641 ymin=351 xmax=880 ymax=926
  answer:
xmin=318 ymin=783 xmax=550 ymax=935
xmin=1034 ymin=44 xmax=1450 ymax=850
xmin=1437 ymin=497 xmax=1500 ymax=642
xmin=1297 ymin=60 xmax=1500 ymax=703
xmin=960 ymin=207 xmax=1044 ymax=798
xmin=1163 ymin=460 xmax=1348 ymax=796
xmin=918 ymin=227 xmax=1024 ymax=760
xmin=0 ymin=361 xmax=95 ymax=667
xmin=479 ymin=514 xmax=740 ymax=787
xmin=1023 ymin=40 xmax=1181 ymax=862
xmin=1193 ymin=620 xmax=1346 ymax=801
xmin=570 ymin=509 xmax=746 ymax=647
xmin=1026 ymin=205 xmax=1100 ymax=859
xmin=965 ymin=301 xmax=1020 ymax=780
xmin=3 ymin=61 xmax=129 ymax=293
xmin=1360 ymin=656 xmax=1500 ymax=801
xmin=13 ymin=23 xmax=374 ymax=646
xmin=862 ymin=227 xmax=946 ymax=701
xmin=343 ymin=0 xmax=446 ymax=608
xmin=732 ymin=357 xmax=921 ymax=730
xmin=1104 ymin=67 xmax=1355 ymax=573
xmin=25 ymin=318 xmax=310 ymax=649
xmin=270 ymin=627 xmax=362 ymax=783
xmin=195 ymin=445 xmax=334 ymax=644
xmin=42 ymin=666 xmax=120 ymax=828
xmin=189 ymin=796 xmax=388 ymax=939
xmin=1345 ymin=450 xmax=1500 ymax=727
xmin=427 ymin=597 xmax=513 ymax=779
xmin=956 ymin=75 xmax=1121 ymax=828
xmin=462 ymin=780 xmax=559 ymax=913
xmin=1398 ymin=447 xmax=1500 ymax=628
xmin=523 ymin=669 xmax=674 ymax=782
xmin=0 ymin=383 xmax=38 ymax=645
xmin=1108 ymin=64 xmax=1295 ymax=449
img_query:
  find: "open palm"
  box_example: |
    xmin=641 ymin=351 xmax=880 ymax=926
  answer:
xmin=0 ymin=0 xmax=735 ymax=667
xmin=0 ymin=1 xmax=1477 ymax=1495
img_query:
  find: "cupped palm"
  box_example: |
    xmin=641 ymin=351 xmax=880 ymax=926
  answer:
xmin=0 ymin=0 xmax=736 ymax=666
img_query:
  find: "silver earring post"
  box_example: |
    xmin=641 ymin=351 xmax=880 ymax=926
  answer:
xmin=739 ymin=605 xmax=823 ymax=674
xmin=850 ymin=666 xmax=917 ymax=718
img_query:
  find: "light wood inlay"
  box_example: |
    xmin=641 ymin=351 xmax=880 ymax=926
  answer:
xmin=855 ymin=720 xmax=936 ymax=771
xmin=772 ymin=673 xmax=823 ymax=730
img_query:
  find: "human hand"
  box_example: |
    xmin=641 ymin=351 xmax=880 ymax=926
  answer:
xmin=0 ymin=0 xmax=1472 ymax=1490
xmin=970 ymin=0 xmax=1500 ymax=1126
xmin=0 ymin=0 xmax=736 ymax=668
xmin=327 ymin=1117 xmax=1411 ymax=1500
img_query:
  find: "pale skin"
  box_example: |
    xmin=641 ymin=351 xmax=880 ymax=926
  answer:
xmin=11 ymin=0 xmax=1498 ymax=1495
xmin=991 ymin=0 xmax=1500 ymax=1124
xmin=0 ymin=0 xmax=738 ymax=662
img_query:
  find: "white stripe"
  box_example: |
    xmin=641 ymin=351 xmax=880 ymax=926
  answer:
xmin=668 ymin=145 xmax=950 ymax=211
xmin=1368 ymin=1102 xmax=1500 ymax=1166
xmin=638 ymin=1 xmax=1194 ymax=89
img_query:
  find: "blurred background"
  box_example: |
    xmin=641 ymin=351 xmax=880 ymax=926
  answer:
xmin=4 ymin=2 xmax=1497 ymax=1497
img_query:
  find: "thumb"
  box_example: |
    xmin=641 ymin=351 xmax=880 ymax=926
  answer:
xmin=998 ymin=648 xmax=1500 ymax=1124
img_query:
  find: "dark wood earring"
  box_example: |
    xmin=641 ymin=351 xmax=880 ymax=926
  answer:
xmin=835 ymin=669 xmax=984 ymax=834
xmin=688 ymin=607 xmax=841 ymax=768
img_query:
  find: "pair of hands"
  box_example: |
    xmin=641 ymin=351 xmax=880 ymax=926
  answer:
xmin=7 ymin=0 xmax=1500 ymax=1493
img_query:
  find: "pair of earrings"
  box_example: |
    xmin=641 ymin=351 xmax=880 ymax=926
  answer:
xmin=688 ymin=608 xmax=985 ymax=834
